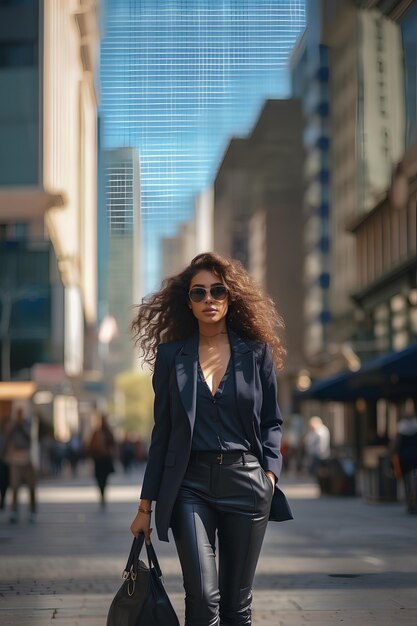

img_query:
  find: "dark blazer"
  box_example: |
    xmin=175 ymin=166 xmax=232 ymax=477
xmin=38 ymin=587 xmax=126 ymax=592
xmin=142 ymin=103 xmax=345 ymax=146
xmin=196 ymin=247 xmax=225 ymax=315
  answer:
xmin=141 ymin=329 xmax=293 ymax=541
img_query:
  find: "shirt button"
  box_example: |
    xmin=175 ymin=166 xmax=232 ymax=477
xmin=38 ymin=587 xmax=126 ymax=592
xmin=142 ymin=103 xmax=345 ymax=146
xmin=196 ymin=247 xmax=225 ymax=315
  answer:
xmin=212 ymin=398 xmax=216 ymax=404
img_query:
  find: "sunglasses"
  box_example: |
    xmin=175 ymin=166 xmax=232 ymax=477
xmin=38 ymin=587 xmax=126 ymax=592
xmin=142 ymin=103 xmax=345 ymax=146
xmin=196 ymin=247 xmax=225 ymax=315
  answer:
xmin=188 ymin=285 xmax=228 ymax=303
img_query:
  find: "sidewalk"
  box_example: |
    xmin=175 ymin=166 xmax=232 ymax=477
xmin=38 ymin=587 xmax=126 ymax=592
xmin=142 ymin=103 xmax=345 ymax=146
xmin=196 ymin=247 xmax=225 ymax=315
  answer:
xmin=0 ymin=464 xmax=416 ymax=625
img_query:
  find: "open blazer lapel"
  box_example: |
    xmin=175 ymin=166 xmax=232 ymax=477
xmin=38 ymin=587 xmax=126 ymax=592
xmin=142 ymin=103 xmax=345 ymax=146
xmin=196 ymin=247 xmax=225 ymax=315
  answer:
xmin=175 ymin=332 xmax=198 ymax=430
xmin=174 ymin=329 xmax=256 ymax=438
xmin=228 ymin=330 xmax=256 ymax=442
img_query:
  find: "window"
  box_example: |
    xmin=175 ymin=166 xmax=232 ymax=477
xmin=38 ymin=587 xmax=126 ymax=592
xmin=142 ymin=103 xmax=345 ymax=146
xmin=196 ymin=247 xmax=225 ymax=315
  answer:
xmin=10 ymin=295 xmax=51 ymax=333
xmin=0 ymin=222 xmax=28 ymax=240
xmin=401 ymin=3 xmax=417 ymax=147
xmin=373 ymin=217 xmax=383 ymax=279
xmin=391 ymin=294 xmax=409 ymax=350
xmin=382 ymin=128 xmax=390 ymax=158
xmin=367 ymin=224 xmax=375 ymax=283
xmin=358 ymin=233 xmax=366 ymax=287
xmin=10 ymin=339 xmax=49 ymax=379
xmin=391 ymin=210 xmax=400 ymax=262
xmin=382 ymin=207 xmax=391 ymax=271
xmin=0 ymin=0 xmax=35 ymax=5
xmin=410 ymin=307 xmax=417 ymax=336
xmin=13 ymin=223 xmax=27 ymax=240
xmin=0 ymin=42 xmax=37 ymax=68
xmin=379 ymin=95 xmax=386 ymax=116
xmin=408 ymin=196 xmax=417 ymax=253
xmin=373 ymin=303 xmax=389 ymax=352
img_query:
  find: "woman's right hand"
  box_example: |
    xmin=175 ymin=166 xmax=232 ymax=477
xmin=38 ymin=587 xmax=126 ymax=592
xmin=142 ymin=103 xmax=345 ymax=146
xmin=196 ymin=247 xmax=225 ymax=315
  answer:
xmin=130 ymin=511 xmax=152 ymax=543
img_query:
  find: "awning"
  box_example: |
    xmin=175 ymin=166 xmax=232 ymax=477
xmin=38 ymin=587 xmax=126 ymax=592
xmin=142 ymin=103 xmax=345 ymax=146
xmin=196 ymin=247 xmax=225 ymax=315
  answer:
xmin=298 ymin=342 xmax=417 ymax=401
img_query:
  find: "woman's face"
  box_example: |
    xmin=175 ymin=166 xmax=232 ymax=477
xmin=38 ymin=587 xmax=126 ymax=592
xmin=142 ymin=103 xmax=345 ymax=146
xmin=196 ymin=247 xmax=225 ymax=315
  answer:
xmin=188 ymin=270 xmax=229 ymax=325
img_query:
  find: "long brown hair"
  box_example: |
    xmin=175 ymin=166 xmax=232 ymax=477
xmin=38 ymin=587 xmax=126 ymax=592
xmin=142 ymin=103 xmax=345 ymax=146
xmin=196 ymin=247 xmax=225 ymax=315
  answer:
xmin=132 ymin=252 xmax=286 ymax=369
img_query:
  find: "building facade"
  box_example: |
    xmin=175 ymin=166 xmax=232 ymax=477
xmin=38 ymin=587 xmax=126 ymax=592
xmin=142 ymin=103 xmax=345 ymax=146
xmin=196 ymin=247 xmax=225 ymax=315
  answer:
xmin=0 ymin=0 xmax=99 ymax=425
xmin=299 ymin=0 xmax=417 ymax=500
xmin=324 ymin=1 xmax=405 ymax=346
xmin=290 ymin=0 xmax=332 ymax=364
xmin=160 ymin=187 xmax=214 ymax=281
xmin=350 ymin=0 xmax=417 ymax=362
xmin=213 ymin=99 xmax=305 ymax=413
xmin=43 ymin=0 xmax=99 ymax=377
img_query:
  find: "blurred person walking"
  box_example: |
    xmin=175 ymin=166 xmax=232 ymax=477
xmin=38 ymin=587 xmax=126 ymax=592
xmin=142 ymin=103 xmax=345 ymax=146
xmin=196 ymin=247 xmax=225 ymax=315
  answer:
xmin=305 ymin=416 xmax=331 ymax=478
xmin=88 ymin=414 xmax=116 ymax=508
xmin=130 ymin=252 xmax=292 ymax=626
xmin=4 ymin=408 xmax=37 ymax=523
xmin=120 ymin=434 xmax=136 ymax=473
xmin=391 ymin=407 xmax=417 ymax=514
xmin=67 ymin=431 xmax=83 ymax=477
xmin=0 ymin=415 xmax=12 ymax=510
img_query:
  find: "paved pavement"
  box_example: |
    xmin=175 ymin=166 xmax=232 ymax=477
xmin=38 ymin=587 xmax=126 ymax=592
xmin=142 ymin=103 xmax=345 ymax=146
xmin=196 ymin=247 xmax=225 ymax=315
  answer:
xmin=0 ymin=463 xmax=416 ymax=625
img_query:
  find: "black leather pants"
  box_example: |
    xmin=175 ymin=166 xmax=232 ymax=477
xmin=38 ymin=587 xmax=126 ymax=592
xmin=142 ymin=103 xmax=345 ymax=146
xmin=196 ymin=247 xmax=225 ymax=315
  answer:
xmin=171 ymin=453 xmax=274 ymax=626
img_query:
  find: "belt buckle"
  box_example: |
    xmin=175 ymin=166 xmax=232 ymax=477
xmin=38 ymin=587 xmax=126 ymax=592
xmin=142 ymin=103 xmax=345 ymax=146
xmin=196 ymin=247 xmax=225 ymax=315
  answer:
xmin=216 ymin=453 xmax=223 ymax=465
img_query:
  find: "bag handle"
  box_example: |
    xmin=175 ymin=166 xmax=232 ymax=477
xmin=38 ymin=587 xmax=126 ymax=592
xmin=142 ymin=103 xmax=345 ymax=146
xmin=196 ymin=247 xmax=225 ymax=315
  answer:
xmin=145 ymin=540 xmax=163 ymax=579
xmin=122 ymin=534 xmax=163 ymax=580
xmin=123 ymin=534 xmax=145 ymax=578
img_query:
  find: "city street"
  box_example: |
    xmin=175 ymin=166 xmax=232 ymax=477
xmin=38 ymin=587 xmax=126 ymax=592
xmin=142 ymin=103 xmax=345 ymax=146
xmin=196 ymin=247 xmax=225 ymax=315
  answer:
xmin=0 ymin=464 xmax=416 ymax=626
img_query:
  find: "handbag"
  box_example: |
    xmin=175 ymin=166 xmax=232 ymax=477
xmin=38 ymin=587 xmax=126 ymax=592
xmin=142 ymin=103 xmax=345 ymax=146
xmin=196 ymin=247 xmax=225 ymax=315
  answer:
xmin=106 ymin=533 xmax=179 ymax=626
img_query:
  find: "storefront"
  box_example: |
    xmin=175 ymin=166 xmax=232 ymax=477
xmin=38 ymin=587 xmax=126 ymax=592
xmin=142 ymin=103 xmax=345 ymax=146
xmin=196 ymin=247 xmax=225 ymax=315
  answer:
xmin=297 ymin=342 xmax=417 ymax=500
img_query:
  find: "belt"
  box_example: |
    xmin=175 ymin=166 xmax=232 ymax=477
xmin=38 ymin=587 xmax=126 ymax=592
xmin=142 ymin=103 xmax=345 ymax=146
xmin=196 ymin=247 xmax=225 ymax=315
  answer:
xmin=189 ymin=450 xmax=258 ymax=466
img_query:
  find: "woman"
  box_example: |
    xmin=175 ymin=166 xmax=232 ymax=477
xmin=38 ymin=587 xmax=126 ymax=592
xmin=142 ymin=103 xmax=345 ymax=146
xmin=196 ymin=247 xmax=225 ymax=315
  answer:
xmin=130 ymin=252 xmax=292 ymax=626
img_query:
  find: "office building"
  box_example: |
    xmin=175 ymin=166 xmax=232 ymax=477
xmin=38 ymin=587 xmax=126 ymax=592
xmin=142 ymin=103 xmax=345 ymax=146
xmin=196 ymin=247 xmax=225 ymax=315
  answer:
xmin=290 ymin=0 xmax=331 ymax=363
xmin=0 ymin=1 xmax=98 ymax=423
xmin=213 ymin=99 xmax=305 ymax=413
xmin=349 ymin=1 xmax=417 ymax=361
xmin=299 ymin=1 xmax=417 ymax=500
xmin=323 ymin=2 xmax=405 ymax=346
xmin=104 ymin=148 xmax=141 ymax=372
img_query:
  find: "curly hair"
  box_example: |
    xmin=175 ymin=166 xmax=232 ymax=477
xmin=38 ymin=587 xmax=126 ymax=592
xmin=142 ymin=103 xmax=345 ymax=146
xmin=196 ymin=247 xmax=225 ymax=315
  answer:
xmin=131 ymin=252 xmax=286 ymax=369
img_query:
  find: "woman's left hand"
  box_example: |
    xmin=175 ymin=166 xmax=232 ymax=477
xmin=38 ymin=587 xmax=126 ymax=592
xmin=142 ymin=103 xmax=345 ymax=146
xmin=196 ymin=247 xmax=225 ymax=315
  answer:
xmin=265 ymin=471 xmax=276 ymax=490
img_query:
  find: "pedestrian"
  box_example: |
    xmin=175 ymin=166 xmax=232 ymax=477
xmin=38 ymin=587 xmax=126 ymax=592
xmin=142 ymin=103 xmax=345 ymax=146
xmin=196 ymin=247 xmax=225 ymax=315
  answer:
xmin=0 ymin=415 xmax=12 ymax=511
xmin=88 ymin=413 xmax=116 ymax=508
xmin=120 ymin=434 xmax=136 ymax=473
xmin=67 ymin=431 xmax=83 ymax=477
xmin=390 ymin=406 xmax=417 ymax=514
xmin=304 ymin=416 xmax=331 ymax=475
xmin=4 ymin=408 xmax=37 ymax=523
xmin=130 ymin=252 xmax=292 ymax=626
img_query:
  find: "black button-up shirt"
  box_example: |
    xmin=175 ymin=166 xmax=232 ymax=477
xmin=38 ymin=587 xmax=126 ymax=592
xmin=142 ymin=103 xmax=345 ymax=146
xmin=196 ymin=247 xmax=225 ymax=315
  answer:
xmin=191 ymin=356 xmax=251 ymax=452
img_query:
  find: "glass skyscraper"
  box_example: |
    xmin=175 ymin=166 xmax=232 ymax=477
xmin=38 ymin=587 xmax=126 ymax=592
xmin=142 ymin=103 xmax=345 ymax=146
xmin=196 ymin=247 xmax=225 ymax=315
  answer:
xmin=104 ymin=148 xmax=141 ymax=369
xmin=100 ymin=0 xmax=306 ymax=292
